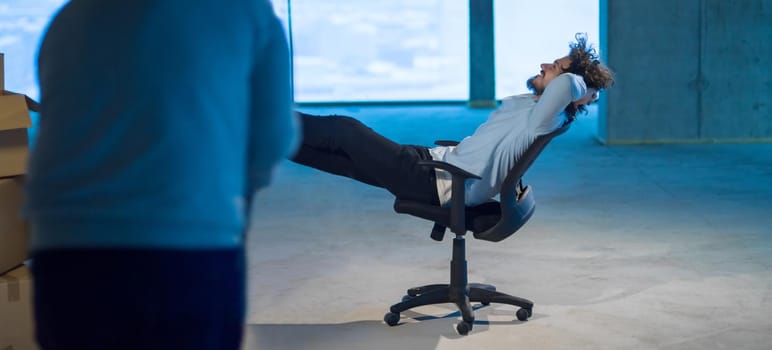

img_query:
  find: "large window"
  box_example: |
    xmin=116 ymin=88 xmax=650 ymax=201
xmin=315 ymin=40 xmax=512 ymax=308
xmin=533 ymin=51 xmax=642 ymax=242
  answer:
xmin=4 ymin=1 xmax=599 ymax=103
xmin=0 ymin=0 xmax=66 ymax=99
xmin=283 ymin=0 xmax=469 ymax=102
xmin=494 ymin=1 xmax=599 ymax=99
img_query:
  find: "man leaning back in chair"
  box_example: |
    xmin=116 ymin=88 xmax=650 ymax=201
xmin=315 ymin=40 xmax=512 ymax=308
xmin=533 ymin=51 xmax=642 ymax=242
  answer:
xmin=291 ymin=33 xmax=615 ymax=207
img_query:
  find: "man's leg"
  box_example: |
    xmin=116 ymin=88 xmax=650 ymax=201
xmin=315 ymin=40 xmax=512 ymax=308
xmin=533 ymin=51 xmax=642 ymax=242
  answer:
xmin=292 ymin=112 xmax=436 ymax=202
xmin=293 ymin=144 xmax=381 ymax=187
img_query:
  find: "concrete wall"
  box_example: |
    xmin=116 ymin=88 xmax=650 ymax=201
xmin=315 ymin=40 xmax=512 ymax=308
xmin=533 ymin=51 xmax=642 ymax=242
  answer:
xmin=600 ymin=0 xmax=771 ymax=144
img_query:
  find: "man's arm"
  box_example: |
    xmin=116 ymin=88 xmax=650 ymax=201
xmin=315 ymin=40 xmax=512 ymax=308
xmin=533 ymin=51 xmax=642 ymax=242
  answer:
xmin=246 ymin=9 xmax=300 ymax=192
xmin=529 ymin=73 xmax=586 ymax=134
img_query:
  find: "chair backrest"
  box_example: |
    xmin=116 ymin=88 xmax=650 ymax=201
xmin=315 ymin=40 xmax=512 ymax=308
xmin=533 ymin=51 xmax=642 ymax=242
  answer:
xmin=394 ymin=120 xmax=572 ymax=242
xmin=472 ymin=121 xmax=572 ymax=242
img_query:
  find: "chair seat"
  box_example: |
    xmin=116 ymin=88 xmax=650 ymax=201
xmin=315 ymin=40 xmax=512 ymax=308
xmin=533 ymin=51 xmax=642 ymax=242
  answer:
xmin=393 ymin=186 xmax=535 ymax=242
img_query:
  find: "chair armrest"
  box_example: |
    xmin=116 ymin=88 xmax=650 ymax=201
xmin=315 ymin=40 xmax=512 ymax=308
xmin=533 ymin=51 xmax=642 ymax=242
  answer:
xmin=416 ymin=160 xmax=480 ymax=235
xmin=434 ymin=140 xmax=459 ymax=146
xmin=417 ymin=160 xmax=481 ymax=180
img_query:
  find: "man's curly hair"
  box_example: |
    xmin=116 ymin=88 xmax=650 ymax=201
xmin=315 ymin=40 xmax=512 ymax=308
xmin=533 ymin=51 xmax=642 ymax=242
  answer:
xmin=563 ymin=33 xmax=615 ymax=119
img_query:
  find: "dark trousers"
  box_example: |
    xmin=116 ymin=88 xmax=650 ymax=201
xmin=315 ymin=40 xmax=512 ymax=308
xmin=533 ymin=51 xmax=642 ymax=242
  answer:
xmin=292 ymin=112 xmax=439 ymax=204
xmin=31 ymin=247 xmax=245 ymax=350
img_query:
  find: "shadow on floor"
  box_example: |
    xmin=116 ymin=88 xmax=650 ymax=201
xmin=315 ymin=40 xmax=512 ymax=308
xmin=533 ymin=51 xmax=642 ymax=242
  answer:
xmin=243 ymin=305 xmax=530 ymax=350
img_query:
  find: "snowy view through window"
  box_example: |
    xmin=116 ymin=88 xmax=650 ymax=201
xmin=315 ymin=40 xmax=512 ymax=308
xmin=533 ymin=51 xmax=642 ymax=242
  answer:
xmin=0 ymin=0 xmax=597 ymax=102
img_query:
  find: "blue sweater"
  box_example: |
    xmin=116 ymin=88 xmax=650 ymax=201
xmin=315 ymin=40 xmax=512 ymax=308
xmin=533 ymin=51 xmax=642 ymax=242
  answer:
xmin=24 ymin=0 xmax=298 ymax=251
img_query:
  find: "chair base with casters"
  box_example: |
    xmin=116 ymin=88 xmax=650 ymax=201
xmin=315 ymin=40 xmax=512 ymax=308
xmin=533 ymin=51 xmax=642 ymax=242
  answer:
xmin=382 ymin=122 xmax=571 ymax=335
xmin=383 ymin=235 xmax=533 ymax=335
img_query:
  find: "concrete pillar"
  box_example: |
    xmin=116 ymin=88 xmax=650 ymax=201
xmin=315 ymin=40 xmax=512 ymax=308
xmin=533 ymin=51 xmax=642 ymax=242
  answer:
xmin=600 ymin=0 xmax=701 ymax=144
xmin=468 ymin=0 xmax=496 ymax=108
xmin=600 ymin=0 xmax=771 ymax=144
xmin=701 ymin=0 xmax=772 ymax=140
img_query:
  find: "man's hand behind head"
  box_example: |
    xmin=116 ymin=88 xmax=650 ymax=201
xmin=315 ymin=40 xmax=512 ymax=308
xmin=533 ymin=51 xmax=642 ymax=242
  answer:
xmin=573 ymin=87 xmax=598 ymax=108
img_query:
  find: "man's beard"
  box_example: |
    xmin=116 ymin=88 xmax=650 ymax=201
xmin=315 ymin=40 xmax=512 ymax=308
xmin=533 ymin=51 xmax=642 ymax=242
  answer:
xmin=526 ymin=76 xmax=544 ymax=95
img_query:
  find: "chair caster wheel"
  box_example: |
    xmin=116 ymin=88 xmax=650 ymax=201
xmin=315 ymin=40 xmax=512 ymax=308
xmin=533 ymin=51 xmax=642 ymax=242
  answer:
xmin=516 ymin=308 xmax=532 ymax=321
xmin=456 ymin=321 xmax=473 ymax=335
xmin=481 ymin=301 xmax=490 ymax=306
xmin=384 ymin=312 xmax=400 ymax=326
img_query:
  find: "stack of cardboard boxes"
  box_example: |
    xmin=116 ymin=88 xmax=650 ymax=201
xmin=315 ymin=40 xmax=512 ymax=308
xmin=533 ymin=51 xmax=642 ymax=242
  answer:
xmin=0 ymin=53 xmax=39 ymax=350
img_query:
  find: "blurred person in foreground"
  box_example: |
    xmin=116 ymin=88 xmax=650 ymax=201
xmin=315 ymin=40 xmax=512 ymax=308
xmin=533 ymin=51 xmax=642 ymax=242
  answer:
xmin=24 ymin=0 xmax=298 ymax=349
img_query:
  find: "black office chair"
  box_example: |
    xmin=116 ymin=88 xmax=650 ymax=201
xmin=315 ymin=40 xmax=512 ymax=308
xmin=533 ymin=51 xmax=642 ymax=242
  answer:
xmin=383 ymin=121 xmax=571 ymax=335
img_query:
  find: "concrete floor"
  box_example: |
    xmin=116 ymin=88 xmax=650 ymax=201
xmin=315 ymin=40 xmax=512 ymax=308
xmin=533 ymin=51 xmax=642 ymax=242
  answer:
xmin=242 ymin=105 xmax=772 ymax=350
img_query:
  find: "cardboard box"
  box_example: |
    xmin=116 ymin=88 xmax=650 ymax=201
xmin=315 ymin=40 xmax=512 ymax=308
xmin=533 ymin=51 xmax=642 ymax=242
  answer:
xmin=0 ymin=52 xmax=37 ymax=178
xmin=0 ymin=176 xmax=28 ymax=275
xmin=0 ymin=133 xmax=29 ymax=178
xmin=0 ymin=265 xmax=38 ymax=350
